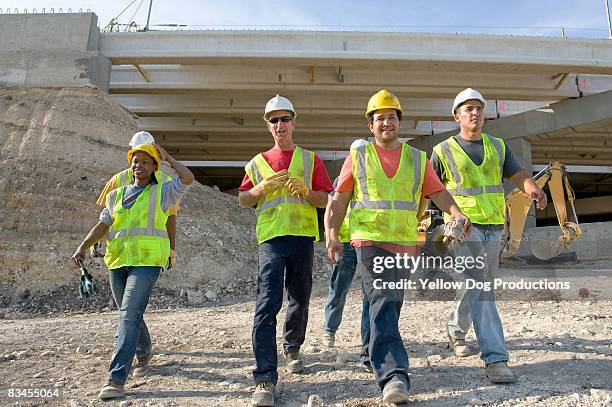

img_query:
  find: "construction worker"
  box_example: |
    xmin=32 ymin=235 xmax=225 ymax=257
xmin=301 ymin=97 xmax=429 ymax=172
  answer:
xmin=322 ymin=139 xmax=372 ymax=372
xmin=327 ymin=90 xmax=470 ymax=405
xmin=96 ymin=131 xmax=179 ymax=270
xmin=71 ymin=143 xmax=194 ymax=400
xmin=238 ymin=95 xmax=333 ymax=406
xmin=430 ymin=88 xmax=547 ymax=383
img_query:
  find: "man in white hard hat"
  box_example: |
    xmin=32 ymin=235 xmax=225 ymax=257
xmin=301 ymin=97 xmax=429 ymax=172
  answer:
xmin=97 ymin=131 xmax=180 ymax=272
xmin=430 ymin=88 xmax=546 ymax=383
xmin=238 ymin=95 xmax=333 ymax=406
xmin=322 ymin=138 xmax=371 ymax=369
xmin=327 ymin=90 xmax=470 ymax=405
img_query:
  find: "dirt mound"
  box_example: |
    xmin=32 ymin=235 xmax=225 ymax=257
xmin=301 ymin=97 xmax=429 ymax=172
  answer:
xmin=0 ymin=86 xmax=261 ymax=307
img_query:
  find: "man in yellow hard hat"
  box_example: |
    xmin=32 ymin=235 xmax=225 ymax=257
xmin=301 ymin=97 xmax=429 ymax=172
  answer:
xmin=96 ymin=131 xmax=180 ymax=270
xmin=430 ymin=88 xmax=547 ymax=383
xmin=327 ymin=90 xmax=470 ymax=404
xmin=238 ymin=95 xmax=333 ymax=406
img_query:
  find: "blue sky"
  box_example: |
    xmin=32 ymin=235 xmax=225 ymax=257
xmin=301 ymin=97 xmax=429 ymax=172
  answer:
xmin=2 ymin=0 xmax=611 ymax=38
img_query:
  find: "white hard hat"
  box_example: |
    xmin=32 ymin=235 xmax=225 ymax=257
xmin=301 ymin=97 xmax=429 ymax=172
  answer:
xmin=350 ymin=139 xmax=369 ymax=149
xmin=452 ymin=88 xmax=486 ymax=116
xmin=263 ymin=94 xmax=296 ymax=120
xmin=128 ymin=131 xmax=155 ymax=147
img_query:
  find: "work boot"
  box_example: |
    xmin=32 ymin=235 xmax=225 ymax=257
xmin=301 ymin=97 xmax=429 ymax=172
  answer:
xmin=448 ymin=334 xmax=470 ymax=357
xmin=133 ymin=352 xmax=153 ymax=378
xmin=323 ymin=331 xmax=335 ymax=348
xmin=284 ymin=351 xmax=303 ymax=373
xmin=382 ymin=375 xmax=410 ymax=405
xmin=98 ymin=379 xmax=124 ymax=400
xmin=486 ymin=361 xmax=517 ymax=383
xmin=251 ymin=380 xmax=275 ymax=406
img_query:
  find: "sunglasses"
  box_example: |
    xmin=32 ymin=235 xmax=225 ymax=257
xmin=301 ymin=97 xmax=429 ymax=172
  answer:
xmin=268 ymin=115 xmax=293 ymax=124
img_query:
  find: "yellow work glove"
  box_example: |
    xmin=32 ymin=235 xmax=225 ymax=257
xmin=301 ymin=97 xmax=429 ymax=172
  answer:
xmin=285 ymin=177 xmax=308 ymax=198
xmin=166 ymin=249 xmax=177 ymax=271
xmin=255 ymin=169 xmax=289 ymax=195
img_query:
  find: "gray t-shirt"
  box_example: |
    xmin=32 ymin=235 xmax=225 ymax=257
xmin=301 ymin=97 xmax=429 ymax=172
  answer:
xmin=99 ymin=178 xmax=190 ymax=225
xmin=430 ymin=135 xmax=523 ymax=183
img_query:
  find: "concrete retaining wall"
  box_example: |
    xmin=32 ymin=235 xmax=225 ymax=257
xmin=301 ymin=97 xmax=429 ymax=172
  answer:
xmin=0 ymin=13 xmax=110 ymax=90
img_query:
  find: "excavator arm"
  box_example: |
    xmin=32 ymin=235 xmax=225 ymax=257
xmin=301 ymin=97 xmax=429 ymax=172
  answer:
xmin=502 ymin=161 xmax=582 ymax=260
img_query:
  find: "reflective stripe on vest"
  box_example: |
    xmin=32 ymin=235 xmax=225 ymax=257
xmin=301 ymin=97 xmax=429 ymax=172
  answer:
xmin=434 ymin=133 xmax=506 ymax=224
xmin=244 ymin=146 xmax=319 ymax=244
xmin=349 ymin=143 xmax=425 ymax=244
xmin=351 ymin=143 xmax=422 ymax=212
xmin=104 ymin=183 xmax=170 ymax=269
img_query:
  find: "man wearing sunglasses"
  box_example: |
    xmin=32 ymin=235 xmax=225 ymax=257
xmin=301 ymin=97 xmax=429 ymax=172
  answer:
xmin=239 ymin=95 xmax=333 ymax=406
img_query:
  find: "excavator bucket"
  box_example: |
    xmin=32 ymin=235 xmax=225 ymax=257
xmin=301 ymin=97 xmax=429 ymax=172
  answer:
xmin=525 ymin=235 xmax=561 ymax=260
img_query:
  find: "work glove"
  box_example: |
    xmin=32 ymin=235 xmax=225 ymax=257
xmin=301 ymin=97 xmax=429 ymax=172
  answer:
xmin=442 ymin=217 xmax=469 ymax=251
xmin=166 ymin=249 xmax=177 ymax=271
xmin=285 ymin=177 xmax=308 ymax=198
xmin=255 ymin=169 xmax=289 ymax=195
xmin=78 ymin=260 xmax=99 ymax=298
xmin=89 ymin=241 xmax=105 ymax=258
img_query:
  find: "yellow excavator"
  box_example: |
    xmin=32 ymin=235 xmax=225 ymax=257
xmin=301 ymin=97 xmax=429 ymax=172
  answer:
xmin=419 ymin=161 xmax=582 ymax=261
xmin=501 ymin=161 xmax=581 ymax=260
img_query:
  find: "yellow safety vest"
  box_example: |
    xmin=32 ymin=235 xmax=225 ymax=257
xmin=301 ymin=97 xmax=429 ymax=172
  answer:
xmin=433 ymin=133 xmax=506 ymax=224
xmin=116 ymin=168 xmax=172 ymax=187
xmin=349 ymin=143 xmax=425 ymax=244
xmin=104 ymin=184 xmax=170 ymax=269
xmin=338 ymin=208 xmax=350 ymax=243
xmin=245 ymin=146 xmax=319 ymax=244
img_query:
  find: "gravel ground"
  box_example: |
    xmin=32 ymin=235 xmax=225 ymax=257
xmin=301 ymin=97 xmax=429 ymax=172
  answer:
xmin=1 ymin=261 xmax=611 ymax=407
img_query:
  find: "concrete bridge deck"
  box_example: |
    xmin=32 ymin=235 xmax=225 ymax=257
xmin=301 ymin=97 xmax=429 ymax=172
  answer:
xmin=1 ymin=13 xmax=611 ymax=199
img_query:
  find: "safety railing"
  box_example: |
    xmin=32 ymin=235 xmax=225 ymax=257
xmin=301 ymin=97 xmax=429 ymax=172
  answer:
xmin=0 ymin=8 xmax=92 ymax=14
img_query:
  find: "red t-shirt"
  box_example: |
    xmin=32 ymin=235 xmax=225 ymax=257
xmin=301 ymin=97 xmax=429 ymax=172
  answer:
xmin=336 ymin=143 xmax=445 ymax=254
xmin=239 ymin=147 xmax=333 ymax=192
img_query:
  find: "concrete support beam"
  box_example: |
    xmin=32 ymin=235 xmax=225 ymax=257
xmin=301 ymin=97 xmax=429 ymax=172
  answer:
xmin=0 ymin=13 xmax=111 ymax=90
xmin=532 ymin=165 xmax=612 ymax=173
xmin=113 ymin=93 xmax=499 ymax=120
xmin=100 ymin=31 xmax=612 ymax=75
xmin=109 ymin=65 xmax=578 ymax=100
xmin=138 ymin=116 xmax=449 ymax=137
xmin=418 ymin=89 xmax=612 ymax=148
xmin=539 ymin=195 xmax=612 ymax=218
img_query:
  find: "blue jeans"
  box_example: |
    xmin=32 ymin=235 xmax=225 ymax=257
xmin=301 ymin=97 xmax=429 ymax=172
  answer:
xmin=357 ymin=245 xmax=410 ymax=391
xmin=324 ymin=243 xmax=371 ymax=364
xmin=252 ymin=236 xmax=314 ymax=385
xmin=447 ymin=225 xmax=509 ymax=365
xmin=108 ymin=266 xmax=161 ymax=384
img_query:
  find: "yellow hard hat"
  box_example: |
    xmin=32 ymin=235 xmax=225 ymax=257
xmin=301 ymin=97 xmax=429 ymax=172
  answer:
xmin=127 ymin=143 xmax=161 ymax=170
xmin=365 ymin=89 xmax=402 ymax=118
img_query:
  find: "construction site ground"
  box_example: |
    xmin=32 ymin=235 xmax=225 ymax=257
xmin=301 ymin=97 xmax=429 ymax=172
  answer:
xmin=1 ymin=87 xmax=611 ymax=406
xmin=1 ymin=259 xmax=611 ymax=407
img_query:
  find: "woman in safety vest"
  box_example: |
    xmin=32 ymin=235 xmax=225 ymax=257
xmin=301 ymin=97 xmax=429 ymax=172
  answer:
xmin=71 ymin=143 xmax=194 ymax=400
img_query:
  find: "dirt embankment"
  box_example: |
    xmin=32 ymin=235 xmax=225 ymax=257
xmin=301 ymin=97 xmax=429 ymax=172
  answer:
xmin=0 ymin=86 xmax=270 ymax=308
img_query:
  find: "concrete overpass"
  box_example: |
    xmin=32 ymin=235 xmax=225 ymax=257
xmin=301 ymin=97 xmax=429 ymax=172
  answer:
xmin=1 ymin=12 xmax=611 ymax=208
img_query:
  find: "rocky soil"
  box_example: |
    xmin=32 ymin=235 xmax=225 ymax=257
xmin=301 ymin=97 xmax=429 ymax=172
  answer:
xmin=0 ymin=86 xmax=264 ymax=307
xmin=1 ymin=260 xmax=611 ymax=407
